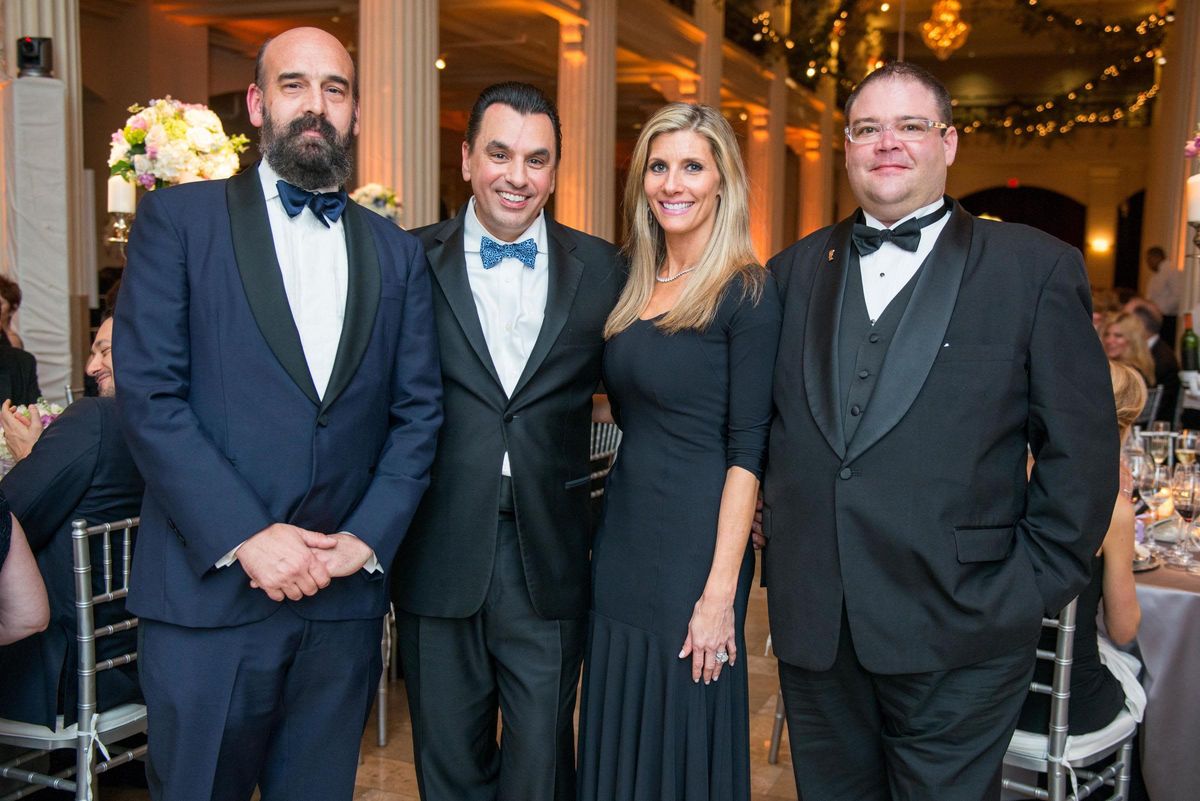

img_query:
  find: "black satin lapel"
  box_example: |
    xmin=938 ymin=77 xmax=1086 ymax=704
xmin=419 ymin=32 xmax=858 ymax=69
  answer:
xmin=426 ymin=217 xmax=503 ymax=389
xmin=226 ymin=168 xmax=319 ymax=405
xmin=320 ymin=202 xmax=381 ymax=412
xmin=845 ymin=204 xmax=973 ymax=463
xmin=511 ymin=222 xmax=582 ymax=398
xmin=803 ymin=216 xmax=855 ymax=460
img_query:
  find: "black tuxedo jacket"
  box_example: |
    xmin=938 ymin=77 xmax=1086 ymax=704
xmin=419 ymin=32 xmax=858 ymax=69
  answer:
xmin=1150 ymin=335 xmax=1180 ymax=422
xmin=392 ymin=207 xmax=623 ymax=620
xmin=0 ymin=397 xmax=144 ymax=727
xmin=762 ymin=201 xmax=1118 ymax=674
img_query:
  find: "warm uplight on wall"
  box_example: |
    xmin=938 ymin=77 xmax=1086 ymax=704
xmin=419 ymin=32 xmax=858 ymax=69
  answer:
xmin=435 ymin=56 xmax=447 ymax=70
xmin=1089 ymin=237 xmax=1112 ymax=254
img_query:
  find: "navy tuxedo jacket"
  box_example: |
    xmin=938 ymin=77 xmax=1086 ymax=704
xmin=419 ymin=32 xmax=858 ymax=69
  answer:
xmin=115 ymin=167 xmax=442 ymax=628
xmin=0 ymin=397 xmax=143 ymax=727
xmin=762 ymin=202 xmax=1118 ymax=674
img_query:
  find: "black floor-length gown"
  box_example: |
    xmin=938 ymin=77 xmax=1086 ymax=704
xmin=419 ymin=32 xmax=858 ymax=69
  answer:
xmin=577 ymin=275 xmax=781 ymax=801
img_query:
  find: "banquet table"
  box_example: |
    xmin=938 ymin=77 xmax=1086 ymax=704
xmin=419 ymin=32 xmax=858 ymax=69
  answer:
xmin=1134 ymin=566 xmax=1200 ymax=801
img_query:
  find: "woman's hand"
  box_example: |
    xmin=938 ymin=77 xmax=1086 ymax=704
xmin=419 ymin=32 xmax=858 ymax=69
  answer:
xmin=679 ymin=593 xmax=737 ymax=684
xmin=0 ymin=400 xmax=42 ymax=462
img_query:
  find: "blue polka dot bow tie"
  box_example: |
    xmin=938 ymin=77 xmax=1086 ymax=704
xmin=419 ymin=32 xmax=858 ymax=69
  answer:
xmin=480 ymin=236 xmax=538 ymax=270
xmin=277 ymin=180 xmax=348 ymax=228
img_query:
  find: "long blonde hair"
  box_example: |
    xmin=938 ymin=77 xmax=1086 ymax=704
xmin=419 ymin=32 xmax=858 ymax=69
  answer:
xmin=1103 ymin=312 xmax=1155 ymax=386
xmin=605 ymin=103 xmax=765 ymax=338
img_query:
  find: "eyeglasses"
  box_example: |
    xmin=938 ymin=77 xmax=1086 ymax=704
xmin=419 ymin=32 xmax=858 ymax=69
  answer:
xmin=845 ymin=118 xmax=950 ymax=144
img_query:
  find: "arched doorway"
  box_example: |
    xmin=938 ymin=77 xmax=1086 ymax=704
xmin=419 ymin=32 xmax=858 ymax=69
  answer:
xmin=959 ymin=186 xmax=1086 ymax=253
xmin=1114 ymin=190 xmax=1145 ymax=292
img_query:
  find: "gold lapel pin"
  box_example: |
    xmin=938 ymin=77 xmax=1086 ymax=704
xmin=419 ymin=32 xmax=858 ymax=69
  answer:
xmin=827 ymin=249 xmax=836 ymax=262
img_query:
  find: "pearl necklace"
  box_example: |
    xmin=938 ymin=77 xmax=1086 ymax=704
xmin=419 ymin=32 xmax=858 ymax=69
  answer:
xmin=655 ymin=266 xmax=697 ymax=283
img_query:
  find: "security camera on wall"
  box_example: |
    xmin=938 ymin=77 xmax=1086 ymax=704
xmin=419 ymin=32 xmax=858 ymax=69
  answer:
xmin=16 ymin=37 xmax=52 ymax=78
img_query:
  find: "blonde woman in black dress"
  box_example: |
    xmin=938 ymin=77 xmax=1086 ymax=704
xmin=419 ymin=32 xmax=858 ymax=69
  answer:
xmin=577 ymin=103 xmax=781 ymax=801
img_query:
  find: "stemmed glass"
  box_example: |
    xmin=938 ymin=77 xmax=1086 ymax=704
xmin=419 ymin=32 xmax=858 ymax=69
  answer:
xmin=1168 ymin=465 xmax=1200 ymax=569
xmin=1178 ymin=430 xmax=1199 ymax=468
xmin=1144 ymin=422 xmax=1173 ymax=467
xmin=1138 ymin=462 xmax=1172 ymax=554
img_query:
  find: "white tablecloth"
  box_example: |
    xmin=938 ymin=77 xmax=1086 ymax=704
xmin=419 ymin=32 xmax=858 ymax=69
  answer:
xmin=1134 ymin=567 xmax=1200 ymax=801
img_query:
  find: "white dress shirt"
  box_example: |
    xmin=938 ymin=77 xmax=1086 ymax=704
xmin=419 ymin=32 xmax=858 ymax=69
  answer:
xmin=859 ymin=198 xmax=951 ymax=323
xmin=217 ymin=162 xmax=377 ymax=573
xmin=463 ymin=197 xmax=549 ymax=476
xmin=1146 ymin=266 xmax=1183 ymax=316
xmin=257 ymin=160 xmax=347 ymax=399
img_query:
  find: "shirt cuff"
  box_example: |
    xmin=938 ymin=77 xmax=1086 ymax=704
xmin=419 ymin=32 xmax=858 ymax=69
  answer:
xmin=337 ymin=532 xmax=382 ymax=573
xmin=215 ymin=541 xmax=246 ymax=569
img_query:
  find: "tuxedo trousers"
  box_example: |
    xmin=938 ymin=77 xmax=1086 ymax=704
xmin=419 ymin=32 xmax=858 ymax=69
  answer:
xmin=138 ymin=605 xmax=382 ymax=801
xmin=398 ymin=500 xmax=585 ymax=801
xmin=778 ymin=607 xmax=1037 ymax=801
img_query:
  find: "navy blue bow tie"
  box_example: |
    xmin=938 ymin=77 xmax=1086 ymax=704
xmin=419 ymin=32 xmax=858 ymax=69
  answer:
xmin=277 ymin=180 xmax=348 ymax=227
xmin=851 ymin=200 xmax=950 ymax=257
xmin=480 ymin=236 xmax=538 ymax=269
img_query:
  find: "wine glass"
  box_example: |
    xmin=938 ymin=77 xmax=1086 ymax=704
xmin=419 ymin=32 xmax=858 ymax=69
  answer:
xmin=1143 ymin=430 xmax=1172 ymax=466
xmin=1177 ymin=430 xmax=1198 ymax=468
xmin=1138 ymin=463 xmax=1172 ymax=554
xmin=1168 ymin=465 xmax=1200 ymax=569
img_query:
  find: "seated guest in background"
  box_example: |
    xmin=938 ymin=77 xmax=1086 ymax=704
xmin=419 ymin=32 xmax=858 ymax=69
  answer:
xmin=1128 ymin=301 xmax=1179 ymax=423
xmin=1017 ymin=359 xmax=1147 ymax=793
xmin=0 ymin=332 xmax=39 ymax=407
xmin=0 ymin=276 xmax=25 ymax=349
xmin=1102 ymin=312 xmax=1155 ymax=388
xmin=1092 ymin=288 xmax=1122 ymax=334
xmin=0 ymin=505 xmax=49 ymax=646
xmin=0 ymin=311 xmax=145 ymax=727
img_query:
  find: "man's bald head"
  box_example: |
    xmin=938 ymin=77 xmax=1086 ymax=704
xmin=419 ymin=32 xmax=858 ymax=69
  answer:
xmin=255 ymin=27 xmax=358 ymax=101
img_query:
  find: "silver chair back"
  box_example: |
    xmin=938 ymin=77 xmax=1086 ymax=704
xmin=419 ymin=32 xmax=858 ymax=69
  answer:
xmin=1001 ymin=597 xmax=1136 ymax=801
xmin=0 ymin=516 xmax=145 ymax=801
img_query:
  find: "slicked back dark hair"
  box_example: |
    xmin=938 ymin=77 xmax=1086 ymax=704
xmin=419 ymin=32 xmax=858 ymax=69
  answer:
xmin=465 ymin=82 xmax=562 ymax=160
xmin=254 ymin=34 xmax=359 ymax=101
xmin=844 ymin=62 xmax=953 ymax=125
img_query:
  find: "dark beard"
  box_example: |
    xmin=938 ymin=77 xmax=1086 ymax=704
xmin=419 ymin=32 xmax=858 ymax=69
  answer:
xmin=259 ymin=110 xmax=355 ymax=190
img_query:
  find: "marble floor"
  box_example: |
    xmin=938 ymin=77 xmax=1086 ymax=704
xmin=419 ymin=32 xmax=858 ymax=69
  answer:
xmin=81 ymin=573 xmax=799 ymax=801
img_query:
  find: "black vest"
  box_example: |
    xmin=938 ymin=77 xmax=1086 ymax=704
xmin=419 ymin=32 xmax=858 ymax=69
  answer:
xmin=837 ymin=252 xmax=924 ymax=446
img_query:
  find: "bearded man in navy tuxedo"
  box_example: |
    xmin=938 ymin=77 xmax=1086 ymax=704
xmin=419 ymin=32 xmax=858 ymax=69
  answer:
xmin=114 ymin=26 xmax=441 ymax=801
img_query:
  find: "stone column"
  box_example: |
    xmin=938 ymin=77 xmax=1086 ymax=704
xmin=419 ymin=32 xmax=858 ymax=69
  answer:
xmin=695 ymin=0 xmax=724 ymax=107
xmin=358 ymin=0 xmax=439 ymax=228
xmin=2 ymin=0 xmax=86 ymax=386
xmin=745 ymin=63 xmax=788 ymax=260
xmin=556 ymin=0 xmax=617 ymax=240
xmin=1084 ymin=166 xmax=1120 ymax=287
xmin=1143 ymin=2 xmax=1200 ymax=318
xmin=817 ymin=76 xmax=838 ymax=224
xmin=797 ymin=134 xmax=825 ymax=237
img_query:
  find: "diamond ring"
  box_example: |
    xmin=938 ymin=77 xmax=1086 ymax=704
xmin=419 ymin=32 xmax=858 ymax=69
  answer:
xmin=714 ymin=650 xmax=729 ymax=664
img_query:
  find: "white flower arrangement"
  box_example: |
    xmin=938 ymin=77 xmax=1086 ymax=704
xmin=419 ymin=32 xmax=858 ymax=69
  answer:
xmin=350 ymin=183 xmax=402 ymax=224
xmin=108 ymin=97 xmax=249 ymax=190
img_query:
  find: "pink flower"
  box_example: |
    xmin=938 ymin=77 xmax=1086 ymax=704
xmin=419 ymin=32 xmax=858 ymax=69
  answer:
xmin=129 ymin=116 xmax=149 ymax=131
xmin=1187 ymin=138 xmax=1200 ymax=159
xmin=138 ymin=173 xmax=156 ymax=189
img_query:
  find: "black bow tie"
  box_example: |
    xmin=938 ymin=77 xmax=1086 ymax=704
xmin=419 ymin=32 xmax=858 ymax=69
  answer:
xmin=851 ymin=200 xmax=950 ymax=257
xmin=277 ymin=180 xmax=348 ymax=227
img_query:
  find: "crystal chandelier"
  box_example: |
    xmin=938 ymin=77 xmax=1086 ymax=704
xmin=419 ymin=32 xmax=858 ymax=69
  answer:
xmin=921 ymin=0 xmax=971 ymax=61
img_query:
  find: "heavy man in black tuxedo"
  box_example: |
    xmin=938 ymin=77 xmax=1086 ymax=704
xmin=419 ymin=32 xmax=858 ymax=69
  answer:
xmin=392 ymin=83 xmax=623 ymax=801
xmin=761 ymin=64 xmax=1117 ymax=800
